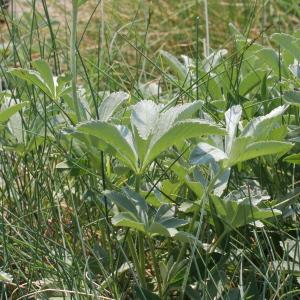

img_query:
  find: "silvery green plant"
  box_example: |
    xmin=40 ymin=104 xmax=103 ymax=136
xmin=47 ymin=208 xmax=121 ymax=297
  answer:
xmin=73 ymin=100 xmax=225 ymax=175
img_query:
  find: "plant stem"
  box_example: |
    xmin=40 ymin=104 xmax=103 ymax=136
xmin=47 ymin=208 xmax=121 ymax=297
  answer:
xmin=71 ymin=0 xmax=81 ymax=122
xmin=149 ymin=238 xmax=163 ymax=298
xmin=128 ymin=232 xmax=146 ymax=288
xmin=177 ymin=169 xmax=224 ymax=261
xmin=135 ymin=174 xmax=146 ymax=288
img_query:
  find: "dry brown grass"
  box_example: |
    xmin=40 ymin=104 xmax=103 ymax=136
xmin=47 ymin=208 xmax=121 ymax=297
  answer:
xmin=2 ymin=0 xmax=299 ymax=67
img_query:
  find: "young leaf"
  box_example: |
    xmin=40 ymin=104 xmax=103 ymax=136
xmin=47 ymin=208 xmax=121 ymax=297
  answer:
xmin=225 ymin=105 xmax=242 ymax=153
xmin=131 ymin=100 xmax=161 ymax=140
xmin=98 ymin=92 xmax=129 ymax=122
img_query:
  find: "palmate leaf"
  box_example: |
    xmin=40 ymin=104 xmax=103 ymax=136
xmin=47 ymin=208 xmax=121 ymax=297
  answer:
xmin=131 ymin=100 xmax=202 ymax=164
xmin=143 ymin=119 xmax=226 ymax=170
xmin=131 ymin=100 xmax=162 ymax=162
xmin=76 ymin=121 xmax=138 ymax=172
xmin=75 ymin=100 xmax=223 ymax=173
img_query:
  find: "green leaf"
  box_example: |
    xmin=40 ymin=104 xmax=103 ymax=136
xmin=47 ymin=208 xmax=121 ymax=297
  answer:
xmin=98 ymin=91 xmax=129 ymax=122
xmin=190 ymin=142 xmax=228 ymax=165
xmin=283 ymin=90 xmax=300 ymax=107
xmin=241 ymin=105 xmax=288 ymax=140
xmin=32 ymin=60 xmax=55 ymax=96
xmin=112 ymin=212 xmax=145 ymax=233
xmin=210 ymin=194 xmax=281 ymax=231
xmin=105 ymin=189 xmax=148 ymax=224
xmin=9 ymin=68 xmax=54 ymax=99
xmin=271 ymin=33 xmax=300 ymax=61
xmin=283 ymin=153 xmax=300 ymax=164
xmin=56 ymin=74 xmax=72 ymax=98
xmin=159 ymin=50 xmax=188 ymax=83
xmin=0 ymin=101 xmax=28 ymax=123
xmin=76 ymin=121 xmax=138 ymax=171
xmin=224 ymin=139 xmax=293 ymax=168
xmin=148 ymin=222 xmax=177 ymax=237
xmin=239 ymin=70 xmax=265 ymax=96
xmin=256 ymin=48 xmax=281 ymax=74
xmin=9 ymin=61 xmax=71 ymax=101
xmin=144 ymin=120 xmax=226 ymax=169
xmin=104 ymin=190 xmax=138 ymax=216
xmin=148 ymin=204 xmax=187 ymax=237
xmin=225 ymin=105 xmax=242 ymax=153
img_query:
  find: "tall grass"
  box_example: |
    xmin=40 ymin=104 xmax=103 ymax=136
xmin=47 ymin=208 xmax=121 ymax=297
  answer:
xmin=0 ymin=0 xmax=300 ymax=299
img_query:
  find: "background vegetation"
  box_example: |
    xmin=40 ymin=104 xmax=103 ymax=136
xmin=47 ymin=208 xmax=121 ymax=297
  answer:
xmin=1 ymin=0 xmax=300 ymax=299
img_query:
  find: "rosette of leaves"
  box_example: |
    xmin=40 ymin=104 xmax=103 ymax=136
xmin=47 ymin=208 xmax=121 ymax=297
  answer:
xmin=74 ymin=100 xmax=226 ymax=174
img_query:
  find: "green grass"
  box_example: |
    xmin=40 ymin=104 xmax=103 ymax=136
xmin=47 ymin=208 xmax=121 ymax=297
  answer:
xmin=0 ymin=0 xmax=300 ymax=299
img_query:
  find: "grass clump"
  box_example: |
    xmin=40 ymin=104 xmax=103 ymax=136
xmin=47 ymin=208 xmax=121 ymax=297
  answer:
xmin=0 ymin=1 xmax=300 ymax=299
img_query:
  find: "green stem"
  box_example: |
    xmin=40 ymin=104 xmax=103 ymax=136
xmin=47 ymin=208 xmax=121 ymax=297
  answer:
xmin=138 ymin=232 xmax=145 ymax=283
xmin=135 ymin=174 xmax=141 ymax=193
xmin=128 ymin=232 xmax=146 ymax=288
xmin=71 ymin=0 xmax=81 ymax=122
xmin=177 ymin=169 xmax=224 ymax=261
xmin=135 ymin=174 xmax=146 ymax=287
xmin=149 ymin=238 xmax=163 ymax=298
